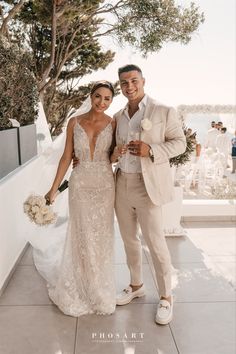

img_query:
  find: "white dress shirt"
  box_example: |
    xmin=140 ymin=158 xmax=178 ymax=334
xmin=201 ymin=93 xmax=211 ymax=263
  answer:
xmin=117 ymin=95 xmax=147 ymax=173
xmin=216 ymin=133 xmax=231 ymax=157
xmin=205 ymin=128 xmax=220 ymax=149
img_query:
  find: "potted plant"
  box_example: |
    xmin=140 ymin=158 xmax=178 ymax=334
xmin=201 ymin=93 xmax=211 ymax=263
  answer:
xmin=162 ymin=128 xmax=196 ymax=236
xmin=0 ymin=115 xmax=19 ymax=179
xmin=0 ymin=37 xmax=38 ymax=178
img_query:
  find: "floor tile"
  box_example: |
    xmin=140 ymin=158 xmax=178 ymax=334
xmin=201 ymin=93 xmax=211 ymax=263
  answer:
xmin=1 ymin=220 xmax=236 ymax=354
xmin=166 ymin=236 xmax=205 ymax=263
xmin=171 ymin=302 xmax=236 ymax=354
xmin=0 ymin=266 xmax=51 ymax=305
xmin=115 ymin=264 xmax=159 ymax=304
xmin=0 ymin=306 xmax=76 ymax=354
xmin=75 ymin=304 xmax=178 ymax=354
xmin=172 ymin=262 xmax=236 ymax=302
xmin=186 ymin=228 xmax=236 ymax=256
xmin=212 ymin=262 xmax=236 ymax=289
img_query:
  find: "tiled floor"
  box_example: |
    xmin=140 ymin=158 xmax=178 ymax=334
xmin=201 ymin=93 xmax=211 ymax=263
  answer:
xmin=0 ymin=221 xmax=235 ymax=354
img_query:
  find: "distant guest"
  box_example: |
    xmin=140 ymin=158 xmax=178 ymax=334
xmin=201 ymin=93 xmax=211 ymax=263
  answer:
xmin=216 ymin=127 xmax=231 ymax=172
xmin=211 ymin=120 xmax=216 ymax=128
xmin=231 ymin=131 xmax=236 ymax=173
xmin=216 ymin=127 xmax=230 ymax=157
xmin=205 ymin=122 xmax=220 ymax=150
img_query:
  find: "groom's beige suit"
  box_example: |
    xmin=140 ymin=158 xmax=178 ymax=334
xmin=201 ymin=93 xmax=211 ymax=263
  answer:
xmin=114 ymin=95 xmax=186 ymax=297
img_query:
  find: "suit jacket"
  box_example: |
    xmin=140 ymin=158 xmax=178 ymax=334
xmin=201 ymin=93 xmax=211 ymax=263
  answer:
xmin=114 ymin=95 xmax=186 ymax=206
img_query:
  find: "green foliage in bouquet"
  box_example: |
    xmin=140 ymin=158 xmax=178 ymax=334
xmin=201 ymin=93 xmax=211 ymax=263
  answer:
xmin=0 ymin=37 xmax=38 ymax=130
xmin=169 ymin=128 xmax=196 ymax=167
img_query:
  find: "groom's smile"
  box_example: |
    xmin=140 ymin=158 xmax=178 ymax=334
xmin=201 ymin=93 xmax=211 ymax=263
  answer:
xmin=119 ymin=70 xmax=145 ymax=103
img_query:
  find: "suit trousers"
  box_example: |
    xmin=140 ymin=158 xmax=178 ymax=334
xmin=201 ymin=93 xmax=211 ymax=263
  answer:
xmin=115 ymin=170 xmax=172 ymax=297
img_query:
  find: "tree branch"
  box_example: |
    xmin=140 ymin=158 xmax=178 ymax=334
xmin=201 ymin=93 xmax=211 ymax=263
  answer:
xmin=0 ymin=0 xmax=27 ymax=37
xmin=94 ymin=27 xmax=116 ymax=38
xmin=39 ymin=1 xmax=122 ymax=94
xmin=39 ymin=24 xmax=86 ymax=93
xmin=95 ymin=0 xmax=125 ymax=16
xmin=39 ymin=1 xmax=57 ymax=91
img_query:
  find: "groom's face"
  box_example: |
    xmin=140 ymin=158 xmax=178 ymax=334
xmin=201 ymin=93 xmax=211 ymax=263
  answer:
xmin=119 ymin=70 xmax=145 ymax=103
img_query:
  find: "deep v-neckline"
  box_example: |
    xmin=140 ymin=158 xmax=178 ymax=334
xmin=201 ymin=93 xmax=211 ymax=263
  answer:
xmin=75 ymin=120 xmax=111 ymax=161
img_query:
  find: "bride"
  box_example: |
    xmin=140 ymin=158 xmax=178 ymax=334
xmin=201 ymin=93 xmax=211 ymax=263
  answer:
xmin=44 ymin=81 xmax=117 ymax=317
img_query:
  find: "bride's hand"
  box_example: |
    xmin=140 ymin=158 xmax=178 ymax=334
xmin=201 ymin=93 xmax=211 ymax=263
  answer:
xmin=44 ymin=190 xmax=56 ymax=205
xmin=72 ymin=152 xmax=80 ymax=169
xmin=110 ymin=146 xmax=126 ymax=163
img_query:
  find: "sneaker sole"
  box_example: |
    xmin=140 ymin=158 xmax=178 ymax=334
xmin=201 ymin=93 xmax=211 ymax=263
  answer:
xmin=116 ymin=292 xmax=145 ymax=306
xmin=155 ymin=314 xmax=173 ymax=325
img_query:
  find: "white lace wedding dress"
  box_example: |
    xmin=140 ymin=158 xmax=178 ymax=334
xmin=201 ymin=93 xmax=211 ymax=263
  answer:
xmin=47 ymin=120 xmax=116 ymax=316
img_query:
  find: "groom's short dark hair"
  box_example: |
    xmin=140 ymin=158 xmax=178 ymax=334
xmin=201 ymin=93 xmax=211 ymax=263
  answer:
xmin=118 ymin=64 xmax=143 ymax=77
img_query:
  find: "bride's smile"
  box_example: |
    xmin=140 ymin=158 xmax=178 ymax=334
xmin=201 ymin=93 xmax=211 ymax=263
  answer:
xmin=91 ymin=87 xmax=113 ymax=113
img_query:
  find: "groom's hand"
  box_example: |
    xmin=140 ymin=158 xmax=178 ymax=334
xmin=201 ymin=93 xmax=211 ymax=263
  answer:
xmin=72 ymin=152 xmax=80 ymax=169
xmin=128 ymin=140 xmax=150 ymax=157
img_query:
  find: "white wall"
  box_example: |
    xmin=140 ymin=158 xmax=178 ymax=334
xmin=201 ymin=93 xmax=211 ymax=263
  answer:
xmin=0 ymin=103 xmax=55 ymax=291
xmin=0 ymin=155 xmax=45 ymax=290
xmin=182 ymin=199 xmax=236 ymax=220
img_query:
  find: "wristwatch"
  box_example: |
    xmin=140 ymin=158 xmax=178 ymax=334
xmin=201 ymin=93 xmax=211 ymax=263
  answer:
xmin=149 ymin=146 xmax=154 ymax=162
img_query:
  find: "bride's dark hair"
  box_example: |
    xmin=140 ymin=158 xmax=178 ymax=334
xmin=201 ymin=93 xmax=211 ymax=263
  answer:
xmin=91 ymin=81 xmax=115 ymax=97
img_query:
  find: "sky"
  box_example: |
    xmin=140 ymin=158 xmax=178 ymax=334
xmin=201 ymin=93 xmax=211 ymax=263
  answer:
xmin=81 ymin=0 xmax=236 ymax=115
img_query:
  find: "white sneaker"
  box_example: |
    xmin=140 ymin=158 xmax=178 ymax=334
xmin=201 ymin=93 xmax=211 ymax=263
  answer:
xmin=155 ymin=297 xmax=173 ymax=325
xmin=116 ymin=285 xmax=145 ymax=306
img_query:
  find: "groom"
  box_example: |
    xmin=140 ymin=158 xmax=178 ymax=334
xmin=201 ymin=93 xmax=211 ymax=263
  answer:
xmin=111 ymin=64 xmax=186 ymax=325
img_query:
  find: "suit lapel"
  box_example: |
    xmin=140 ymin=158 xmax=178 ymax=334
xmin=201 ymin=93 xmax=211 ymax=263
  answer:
xmin=141 ymin=96 xmax=157 ymax=139
xmin=143 ymin=96 xmax=157 ymax=122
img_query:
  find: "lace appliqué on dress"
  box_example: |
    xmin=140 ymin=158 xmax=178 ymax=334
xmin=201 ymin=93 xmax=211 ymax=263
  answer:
xmin=48 ymin=122 xmax=116 ymax=316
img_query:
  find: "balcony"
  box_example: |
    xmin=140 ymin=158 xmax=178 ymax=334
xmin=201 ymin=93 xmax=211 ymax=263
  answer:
xmin=0 ymin=220 xmax=235 ymax=354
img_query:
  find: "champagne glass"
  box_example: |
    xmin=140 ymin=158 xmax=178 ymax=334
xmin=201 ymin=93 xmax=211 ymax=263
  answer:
xmin=117 ymin=134 xmax=127 ymax=161
xmin=129 ymin=130 xmax=140 ymax=162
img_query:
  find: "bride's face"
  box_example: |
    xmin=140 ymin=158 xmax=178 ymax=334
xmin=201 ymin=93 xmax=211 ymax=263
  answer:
xmin=91 ymin=87 xmax=113 ymax=113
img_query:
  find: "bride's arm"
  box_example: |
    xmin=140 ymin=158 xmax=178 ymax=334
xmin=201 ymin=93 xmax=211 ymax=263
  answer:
xmin=109 ymin=118 xmax=120 ymax=163
xmin=109 ymin=118 xmax=127 ymax=163
xmin=45 ymin=118 xmax=75 ymax=204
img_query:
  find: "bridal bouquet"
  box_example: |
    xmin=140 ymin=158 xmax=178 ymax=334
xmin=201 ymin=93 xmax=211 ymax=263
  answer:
xmin=23 ymin=180 xmax=69 ymax=226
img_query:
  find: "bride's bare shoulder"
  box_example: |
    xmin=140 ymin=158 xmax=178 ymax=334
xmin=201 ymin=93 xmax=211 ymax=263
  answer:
xmin=68 ymin=113 xmax=88 ymax=127
xmin=105 ymin=114 xmax=116 ymax=130
xmin=75 ymin=113 xmax=88 ymax=120
xmin=104 ymin=114 xmax=114 ymax=123
xmin=67 ymin=117 xmax=77 ymax=129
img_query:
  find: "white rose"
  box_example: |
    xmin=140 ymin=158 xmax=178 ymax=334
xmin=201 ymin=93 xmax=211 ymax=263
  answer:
xmin=44 ymin=211 xmax=56 ymax=223
xmin=37 ymin=196 xmax=46 ymax=207
xmin=40 ymin=206 xmax=50 ymax=215
xmin=32 ymin=205 xmax=40 ymax=213
xmin=35 ymin=213 xmax=44 ymax=225
xmin=23 ymin=204 xmax=30 ymax=213
xmin=141 ymin=119 xmax=152 ymax=131
xmin=27 ymin=196 xmax=35 ymax=204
